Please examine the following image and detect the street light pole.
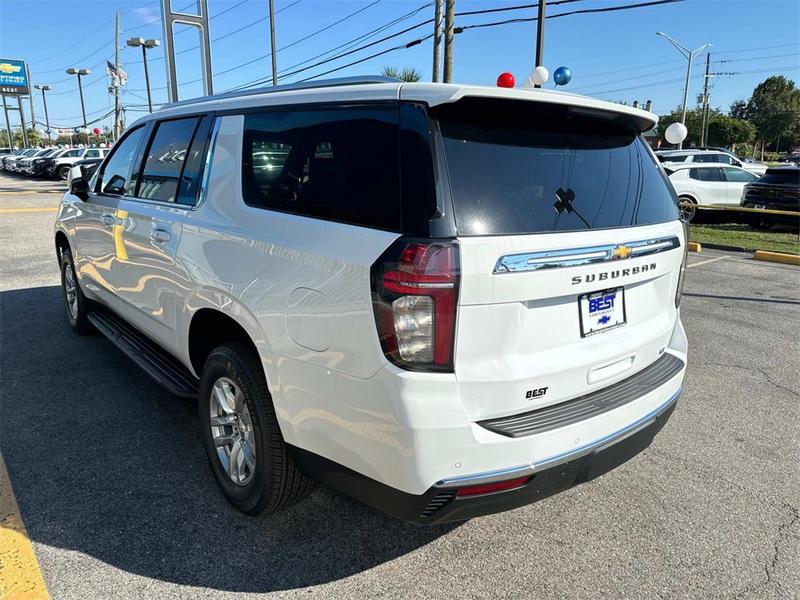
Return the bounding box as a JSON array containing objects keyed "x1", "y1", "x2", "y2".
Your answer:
[
  {"x1": 34, "y1": 85, "x2": 52, "y2": 142},
  {"x1": 268, "y1": 0, "x2": 278, "y2": 85},
  {"x1": 534, "y1": 0, "x2": 546, "y2": 89},
  {"x1": 66, "y1": 68, "x2": 91, "y2": 145},
  {"x1": 127, "y1": 38, "x2": 159, "y2": 113},
  {"x1": 656, "y1": 32, "x2": 710, "y2": 149}
]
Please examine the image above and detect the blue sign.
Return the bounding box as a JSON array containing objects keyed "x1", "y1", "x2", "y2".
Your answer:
[{"x1": 0, "y1": 58, "x2": 29, "y2": 96}]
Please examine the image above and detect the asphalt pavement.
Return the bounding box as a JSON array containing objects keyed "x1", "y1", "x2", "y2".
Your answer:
[{"x1": 0, "y1": 173, "x2": 798, "y2": 599}]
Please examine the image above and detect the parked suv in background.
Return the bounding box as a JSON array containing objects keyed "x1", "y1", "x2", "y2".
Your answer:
[
  {"x1": 741, "y1": 166, "x2": 800, "y2": 230},
  {"x1": 665, "y1": 163, "x2": 758, "y2": 222},
  {"x1": 49, "y1": 147, "x2": 109, "y2": 180},
  {"x1": 55, "y1": 77, "x2": 688, "y2": 524},
  {"x1": 657, "y1": 148, "x2": 767, "y2": 175}
]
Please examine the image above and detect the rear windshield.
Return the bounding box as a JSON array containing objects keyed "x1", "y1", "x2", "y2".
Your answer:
[
  {"x1": 758, "y1": 170, "x2": 800, "y2": 185},
  {"x1": 436, "y1": 100, "x2": 679, "y2": 235}
]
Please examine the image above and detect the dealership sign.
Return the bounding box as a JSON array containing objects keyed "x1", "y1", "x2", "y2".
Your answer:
[{"x1": 0, "y1": 59, "x2": 30, "y2": 95}]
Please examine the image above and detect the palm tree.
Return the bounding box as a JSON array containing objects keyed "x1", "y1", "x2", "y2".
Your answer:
[{"x1": 381, "y1": 66, "x2": 422, "y2": 82}]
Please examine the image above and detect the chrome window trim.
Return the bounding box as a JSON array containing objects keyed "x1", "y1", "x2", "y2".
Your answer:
[
  {"x1": 193, "y1": 116, "x2": 221, "y2": 211},
  {"x1": 493, "y1": 235, "x2": 681, "y2": 274}
]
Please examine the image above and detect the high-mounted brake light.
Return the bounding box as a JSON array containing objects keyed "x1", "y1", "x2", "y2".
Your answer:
[{"x1": 371, "y1": 239, "x2": 460, "y2": 372}]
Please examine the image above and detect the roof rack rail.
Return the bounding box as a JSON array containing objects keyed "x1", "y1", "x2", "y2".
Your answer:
[{"x1": 162, "y1": 75, "x2": 401, "y2": 110}]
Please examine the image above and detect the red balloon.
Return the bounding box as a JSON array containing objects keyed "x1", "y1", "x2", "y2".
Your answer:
[
  {"x1": 496, "y1": 72, "x2": 515, "y2": 88},
  {"x1": 93, "y1": 127, "x2": 101, "y2": 135}
]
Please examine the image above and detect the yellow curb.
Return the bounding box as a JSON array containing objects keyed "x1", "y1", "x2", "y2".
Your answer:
[
  {"x1": 753, "y1": 250, "x2": 800, "y2": 266},
  {"x1": 0, "y1": 208, "x2": 58, "y2": 214},
  {"x1": 687, "y1": 242, "x2": 702, "y2": 252},
  {"x1": 0, "y1": 454, "x2": 50, "y2": 600}
]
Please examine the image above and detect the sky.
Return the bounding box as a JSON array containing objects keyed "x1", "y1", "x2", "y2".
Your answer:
[{"x1": 0, "y1": 0, "x2": 798, "y2": 135}]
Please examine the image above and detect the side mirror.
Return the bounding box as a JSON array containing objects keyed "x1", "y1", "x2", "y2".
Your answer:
[{"x1": 68, "y1": 167, "x2": 89, "y2": 201}]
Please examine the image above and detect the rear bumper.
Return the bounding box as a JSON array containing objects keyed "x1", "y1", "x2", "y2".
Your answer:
[{"x1": 291, "y1": 390, "x2": 679, "y2": 524}]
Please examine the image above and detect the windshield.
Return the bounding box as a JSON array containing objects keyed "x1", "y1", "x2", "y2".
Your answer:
[
  {"x1": 436, "y1": 100, "x2": 679, "y2": 235},
  {"x1": 759, "y1": 170, "x2": 800, "y2": 185}
]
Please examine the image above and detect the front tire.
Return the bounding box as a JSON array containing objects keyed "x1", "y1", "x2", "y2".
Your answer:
[
  {"x1": 199, "y1": 343, "x2": 314, "y2": 515},
  {"x1": 58, "y1": 165, "x2": 71, "y2": 180},
  {"x1": 60, "y1": 248, "x2": 93, "y2": 334},
  {"x1": 678, "y1": 196, "x2": 698, "y2": 223}
]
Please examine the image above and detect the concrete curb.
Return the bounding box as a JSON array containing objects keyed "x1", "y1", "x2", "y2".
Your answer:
[{"x1": 753, "y1": 250, "x2": 800, "y2": 266}]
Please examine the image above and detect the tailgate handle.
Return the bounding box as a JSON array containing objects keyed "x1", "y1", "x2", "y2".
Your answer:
[{"x1": 588, "y1": 355, "x2": 635, "y2": 385}]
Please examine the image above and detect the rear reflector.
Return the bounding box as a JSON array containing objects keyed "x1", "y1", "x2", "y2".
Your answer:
[{"x1": 455, "y1": 475, "x2": 532, "y2": 497}]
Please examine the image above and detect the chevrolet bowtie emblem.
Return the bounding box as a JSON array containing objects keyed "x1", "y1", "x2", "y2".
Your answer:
[
  {"x1": 0, "y1": 63, "x2": 22, "y2": 74},
  {"x1": 611, "y1": 245, "x2": 632, "y2": 260}
]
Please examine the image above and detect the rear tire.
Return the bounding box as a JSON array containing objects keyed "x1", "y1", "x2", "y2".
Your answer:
[
  {"x1": 60, "y1": 248, "x2": 93, "y2": 334},
  {"x1": 678, "y1": 196, "x2": 698, "y2": 223},
  {"x1": 199, "y1": 343, "x2": 314, "y2": 515}
]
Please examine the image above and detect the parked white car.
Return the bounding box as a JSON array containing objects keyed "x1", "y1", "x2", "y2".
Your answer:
[
  {"x1": 656, "y1": 148, "x2": 768, "y2": 176},
  {"x1": 54, "y1": 76, "x2": 688, "y2": 524},
  {"x1": 48, "y1": 147, "x2": 110, "y2": 180},
  {"x1": 665, "y1": 162, "x2": 759, "y2": 221}
]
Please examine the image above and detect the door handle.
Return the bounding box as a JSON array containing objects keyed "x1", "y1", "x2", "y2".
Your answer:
[
  {"x1": 151, "y1": 228, "x2": 171, "y2": 243},
  {"x1": 101, "y1": 213, "x2": 116, "y2": 227}
]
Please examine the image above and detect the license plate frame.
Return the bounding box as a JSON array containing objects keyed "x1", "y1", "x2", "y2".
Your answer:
[{"x1": 578, "y1": 287, "x2": 626, "y2": 338}]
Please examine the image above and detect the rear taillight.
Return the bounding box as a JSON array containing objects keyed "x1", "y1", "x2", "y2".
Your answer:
[
  {"x1": 371, "y1": 238, "x2": 460, "y2": 372},
  {"x1": 675, "y1": 221, "x2": 689, "y2": 307}
]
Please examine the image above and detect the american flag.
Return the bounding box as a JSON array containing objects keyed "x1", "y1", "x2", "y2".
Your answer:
[{"x1": 106, "y1": 60, "x2": 127, "y2": 85}]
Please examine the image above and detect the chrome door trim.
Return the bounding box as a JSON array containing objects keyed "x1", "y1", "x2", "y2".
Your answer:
[{"x1": 493, "y1": 236, "x2": 681, "y2": 274}]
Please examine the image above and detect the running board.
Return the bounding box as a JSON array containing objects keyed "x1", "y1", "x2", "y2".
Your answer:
[{"x1": 87, "y1": 309, "x2": 199, "y2": 398}]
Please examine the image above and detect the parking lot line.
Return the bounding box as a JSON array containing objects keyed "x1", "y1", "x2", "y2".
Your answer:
[
  {"x1": 687, "y1": 255, "x2": 728, "y2": 269},
  {"x1": 0, "y1": 454, "x2": 50, "y2": 600},
  {"x1": 0, "y1": 208, "x2": 58, "y2": 214}
]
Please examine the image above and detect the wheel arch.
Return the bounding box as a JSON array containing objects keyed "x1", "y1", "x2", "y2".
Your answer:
[
  {"x1": 54, "y1": 229, "x2": 70, "y2": 262},
  {"x1": 183, "y1": 295, "x2": 274, "y2": 388}
]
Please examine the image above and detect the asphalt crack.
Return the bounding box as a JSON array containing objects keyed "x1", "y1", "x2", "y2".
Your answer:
[{"x1": 694, "y1": 361, "x2": 800, "y2": 400}]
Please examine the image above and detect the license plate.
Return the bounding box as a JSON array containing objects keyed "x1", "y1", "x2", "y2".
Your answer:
[{"x1": 579, "y1": 288, "x2": 626, "y2": 337}]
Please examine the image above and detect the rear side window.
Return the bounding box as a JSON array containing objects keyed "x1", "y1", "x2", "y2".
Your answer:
[
  {"x1": 723, "y1": 167, "x2": 756, "y2": 182},
  {"x1": 689, "y1": 167, "x2": 723, "y2": 182},
  {"x1": 137, "y1": 117, "x2": 200, "y2": 203},
  {"x1": 242, "y1": 107, "x2": 401, "y2": 231},
  {"x1": 435, "y1": 99, "x2": 678, "y2": 235}
]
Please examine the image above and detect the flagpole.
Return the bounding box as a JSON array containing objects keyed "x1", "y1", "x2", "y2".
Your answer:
[{"x1": 114, "y1": 12, "x2": 121, "y2": 141}]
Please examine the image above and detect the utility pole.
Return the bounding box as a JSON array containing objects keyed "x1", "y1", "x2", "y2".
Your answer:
[
  {"x1": 432, "y1": 0, "x2": 442, "y2": 82},
  {"x1": 700, "y1": 52, "x2": 711, "y2": 146},
  {"x1": 443, "y1": 0, "x2": 454, "y2": 82},
  {"x1": 269, "y1": 0, "x2": 278, "y2": 85},
  {"x1": 114, "y1": 12, "x2": 121, "y2": 140},
  {"x1": 34, "y1": 85, "x2": 51, "y2": 141},
  {"x1": 534, "y1": 0, "x2": 546, "y2": 88},
  {"x1": 25, "y1": 64, "x2": 36, "y2": 135},
  {"x1": 656, "y1": 32, "x2": 710, "y2": 150}
]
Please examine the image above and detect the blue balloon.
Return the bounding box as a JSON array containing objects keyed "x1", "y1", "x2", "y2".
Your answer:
[{"x1": 553, "y1": 66, "x2": 572, "y2": 87}]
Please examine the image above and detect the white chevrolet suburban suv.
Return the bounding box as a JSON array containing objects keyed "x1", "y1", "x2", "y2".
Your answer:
[{"x1": 54, "y1": 77, "x2": 688, "y2": 524}]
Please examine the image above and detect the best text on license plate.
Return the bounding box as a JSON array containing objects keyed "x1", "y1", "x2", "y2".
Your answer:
[{"x1": 579, "y1": 288, "x2": 626, "y2": 337}]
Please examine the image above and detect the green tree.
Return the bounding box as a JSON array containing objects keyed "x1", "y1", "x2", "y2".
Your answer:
[
  {"x1": 381, "y1": 66, "x2": 422, "y2": 82},
  {"x1": 736, "y1": 76, "x2": 800, "y2": 151},
  {"x1": 658, "y1": 107, "x2": 756, "y2": 148}
]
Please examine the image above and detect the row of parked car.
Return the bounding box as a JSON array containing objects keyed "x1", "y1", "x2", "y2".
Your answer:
[
  {"x1": 655, "y1": 148, "x2": 799, "y2": 228},
  {"x1": 0, "y1": 146, "x2": 110, "y2": 180}
]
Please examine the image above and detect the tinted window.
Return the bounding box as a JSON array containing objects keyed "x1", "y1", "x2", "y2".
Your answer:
[
  {"x1": 137, "y1": 117, "x2": 199, "y2": 203},
  {"x1": 62, "y1": 149, "x2": 83, "y2": 158},
  {"x1": 692, "y1": 153, "x2": 717, "y2": 163},
  {"x1": 689, "y1": 167, "x2": 724, "y2": 182},
  {"x1": 242, "y1": 107, "x2": 401, "y2": 231},
  {"x1": 176, "y1": 116, "x2": 212, "y2": 206},
  {"x1": 84, "y1": 149, "x2": 102, "y2": 158},
  {"x1": 436, "y1": 100, "x2": 678, "y2": 235},
  {"x1": 99, "y1": 126, "x2": 146, "y2": 195},
  {"x1": 723, "y1": 167, "x2": 756, "y2": 182}
]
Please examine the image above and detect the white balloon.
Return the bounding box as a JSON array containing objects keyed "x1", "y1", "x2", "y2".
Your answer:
[
  {"x1": 524, "y1": 65, "x2": 549, "y2": 88},
  {"x1": 664, "y1": 122, "x2": 688, "y2": 145}
]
